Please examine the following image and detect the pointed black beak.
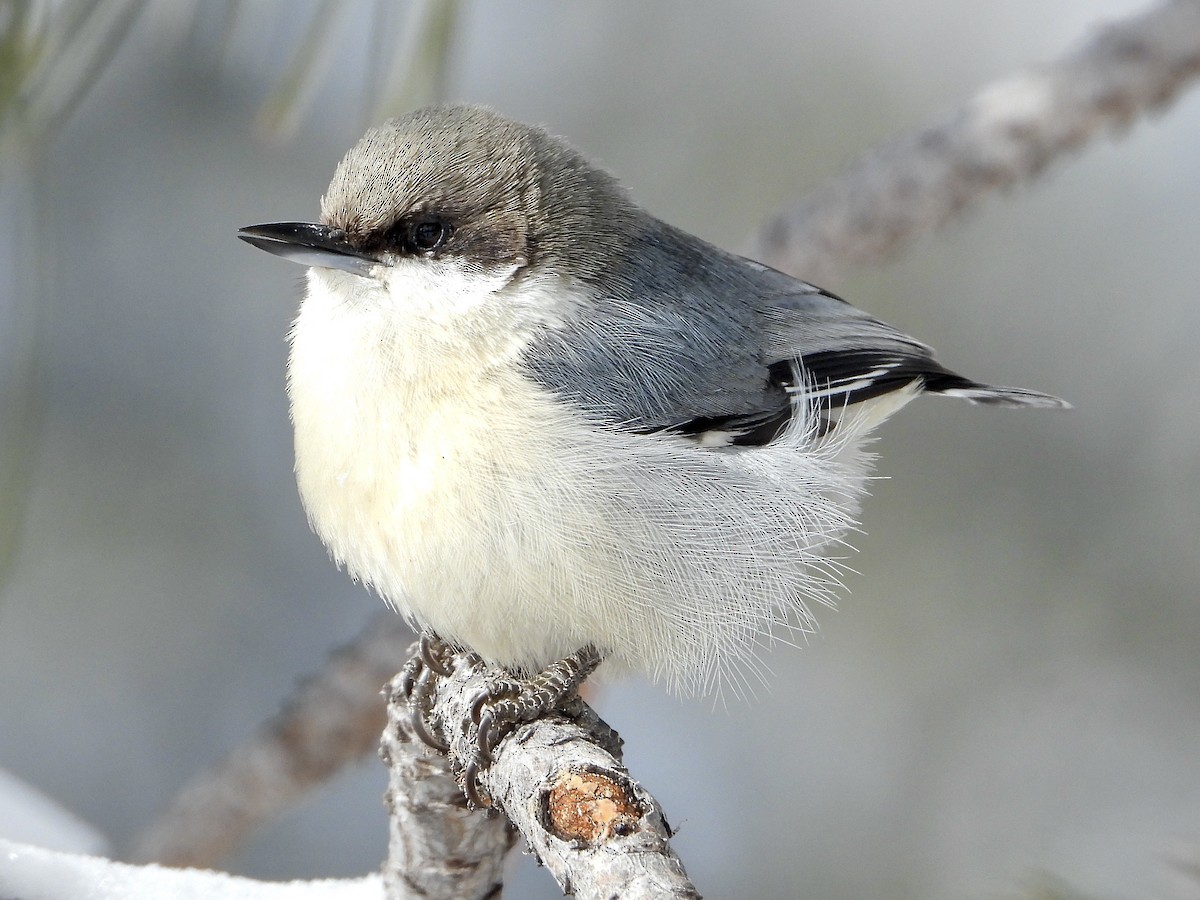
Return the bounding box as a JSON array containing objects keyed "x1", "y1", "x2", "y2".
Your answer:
[{"x1": 237, "y1": 222, "x2": 379, "y2": 277}]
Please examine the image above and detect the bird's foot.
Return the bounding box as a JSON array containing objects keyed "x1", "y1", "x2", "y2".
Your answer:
[
  {"x1": 459, "y1": 644, "x2": 604, "y2": 808},
  {"x1": 397, "y1": 637, "x2": 606, "y2": 809}
]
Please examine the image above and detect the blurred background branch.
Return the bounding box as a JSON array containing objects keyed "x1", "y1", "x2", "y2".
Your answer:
[
  {"x1": 131, "y1": 610, "x2": 408, "y2": 869},
  {"x1": 744, "y1": 0, "x2": 1200, "y2": 284}
]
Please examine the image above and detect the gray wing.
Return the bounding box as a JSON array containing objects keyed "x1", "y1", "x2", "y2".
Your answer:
[
  {"x1": 520, "y1": 220, "x2": 1064, "y2": 446},
  {"x1": 745, "y1": 259, "x2": 1066, "y2": 410}
]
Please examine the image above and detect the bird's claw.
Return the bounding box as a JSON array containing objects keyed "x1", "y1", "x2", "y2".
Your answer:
[
  {"x1": 398, "y1": 632, "x2": 457, "y2": 752},
  {"x1": 408, "y1": 665, "x2": 449, "y2": 751},
  {"x1": 419, "y1": 632, "x2": 454, "y2": 677},
  {"x1": 400, "y1": 638, "x2": 605, "y2": 809}
]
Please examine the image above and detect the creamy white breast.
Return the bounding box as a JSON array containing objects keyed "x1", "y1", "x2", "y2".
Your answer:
[{"x1": 287, "y1": 263, "x2": 883, "y2": 696}]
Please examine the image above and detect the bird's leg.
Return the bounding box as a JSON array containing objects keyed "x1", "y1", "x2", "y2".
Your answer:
[{"x1": 461, "y1": 644, "x2": 605, "y2": 807}]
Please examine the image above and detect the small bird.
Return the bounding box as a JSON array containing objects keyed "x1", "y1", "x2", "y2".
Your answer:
[{"x1": 240, "y1": 104, "x2": 1065, "y2": 706}]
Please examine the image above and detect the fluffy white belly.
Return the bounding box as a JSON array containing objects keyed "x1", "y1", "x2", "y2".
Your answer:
[
  {"x1": 288, "y1": 274, "x2": 579, "y2": 668},
  {"x1": 288, "y1": 269, "x2": 882, "y2": 697}
]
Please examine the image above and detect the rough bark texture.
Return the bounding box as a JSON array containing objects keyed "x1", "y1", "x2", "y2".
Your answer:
[
  {"x1": 380, "y1": 667, "x2": 515, "y2": 900},
  {"x1": 383, "y1": 653, "x2": 700, "y2": 900}
]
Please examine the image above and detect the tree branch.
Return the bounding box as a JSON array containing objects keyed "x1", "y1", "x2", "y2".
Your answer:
[
  {"x1": 744, "y1": 0, "x2": 1200, "y2": 284},
  {"x1": 379, "y1": 662, "x2": 514, "y2": 900},
  {"x1": 381, "y1": 655, "x2": 699, "y2": 900}
]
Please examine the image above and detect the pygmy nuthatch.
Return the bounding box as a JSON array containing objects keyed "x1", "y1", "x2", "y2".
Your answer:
[{"x1": 240, "y1": 105, "x2": 1065, "y2": 704}]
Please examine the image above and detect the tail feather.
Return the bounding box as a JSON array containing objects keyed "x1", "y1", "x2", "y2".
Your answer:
[{"x1": 925, "y1": 374, "x2": 1070, "y2": 409}]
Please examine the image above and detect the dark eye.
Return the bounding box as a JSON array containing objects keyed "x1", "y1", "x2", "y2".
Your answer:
[{"x1": 408, "y1": 217, "x2": 451, "y2": 253}]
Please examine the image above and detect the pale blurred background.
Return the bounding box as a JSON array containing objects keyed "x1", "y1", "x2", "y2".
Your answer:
[{"x1": 1, "y1": 2, "x2": 1198, "y2": 898}]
